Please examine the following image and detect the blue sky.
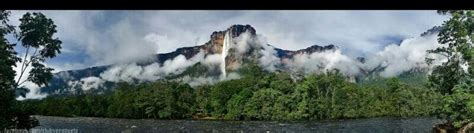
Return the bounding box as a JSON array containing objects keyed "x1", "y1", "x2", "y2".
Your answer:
[{"x1": 8, "y1": 10, "x2": 448, "y2": 72}]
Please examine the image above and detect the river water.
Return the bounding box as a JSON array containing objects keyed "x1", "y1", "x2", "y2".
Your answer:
[{"x1": 33, "y1": 115, "x2": 444, "y2": 133}]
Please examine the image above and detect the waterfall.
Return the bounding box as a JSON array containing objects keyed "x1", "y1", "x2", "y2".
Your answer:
[{"x1": 221, "y1": 31, "x2": 231, "y2": 78}]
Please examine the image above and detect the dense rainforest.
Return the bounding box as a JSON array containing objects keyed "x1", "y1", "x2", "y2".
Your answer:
[
  {"x1": 18, "y1": 64, "x2": 443, "y2": 121},
  {"x1": 2, "y1": 10, "x2": 474, "y2": 132}
]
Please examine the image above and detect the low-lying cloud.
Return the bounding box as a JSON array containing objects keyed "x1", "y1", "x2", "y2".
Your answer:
[
  {"x1": 288, "y1": 49, "x2": 364, "y2": 76},
  {"x1": 16, "y1": 23, "x2": 451, "y2": 100},
  {"x1": 257, "y1": 30, "x2": 447, "y2": 78},
  {"x1": 7, "y1": 11, "x2": 448, "y2": 71},
  {"x1": 364, "y1": 33, "x2": 444, "y2": 77}
]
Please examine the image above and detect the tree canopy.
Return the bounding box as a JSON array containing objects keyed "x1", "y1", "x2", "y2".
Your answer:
[
  {"x1": 427, "y1": 10, "x2": 474, "y2": 130},
  {"x1": 0, "y1": 10, "x2": 61, "y2": 129}
]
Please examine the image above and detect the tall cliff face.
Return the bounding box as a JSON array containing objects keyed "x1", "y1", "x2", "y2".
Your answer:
[
  {"x1": 153, "y1": 24, "x2": 265, "y2": 75},
  {"x1": 154, "y1": 25, "x2": 258, "y2": 64},
  {"x1": 40, "y1": 24, "x2": 347, "y2": 96},
  {"x1": 151, "y1": 24, "x2": 337, "y2": 71},
  {"x1": 204, "y1": 25, "x2": 259, "y2": 74},
  {"x1": 32, "y1": 24, "x2": 439, "y2": 97}
]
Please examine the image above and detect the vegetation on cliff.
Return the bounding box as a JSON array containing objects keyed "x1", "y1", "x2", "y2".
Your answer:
[{"x1": 20, "y1": 65, "x2": 442, "y2": 121}]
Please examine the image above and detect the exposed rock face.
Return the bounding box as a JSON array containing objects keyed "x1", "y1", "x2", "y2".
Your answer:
[
  {"x1": 41, "y1": 24, "x2": 351, "y2": 95},
  {"x1": 275, "y1": 45, "x2": 338, "y2": 67},
  {"x1": 150, "y1": 24, "x2": 338, "y2": 73},
  {"x1": 154, "y1": 24, "x2": 261, "y2": 74},
  {"x1": 275, "y1": 44, "x2": 337, "y2": 58},
  {"x1": 154, "y1": 46, "x2": 202, "y2": 65},
  {"x1": 53, "y1": 24, "x2": 340, "y2": 79},
  {"x1": 34, "y1": 24, "x2": 439, "y2": 97},
  {"x1": 222, "y1": 25, "x2": 259, "y2": 72},
  {"x1": 356, "y1": 57, "x2": 366, "y2": 63},
  {"x1": 155, "y1": 25, "x2": 258, "y2": 64},
  {"x1": 202, "y1": 30, "x2": 226, "y2": 55},
  {"x1": 421, "y1": 26, "x2": 442, "y2": 37},
  {"x1": 201, "y1": 24, "x2": 257, "y2": 55}
]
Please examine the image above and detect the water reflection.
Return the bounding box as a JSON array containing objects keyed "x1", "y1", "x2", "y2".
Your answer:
[{"x1": 34, "y1": 116, "x2": 444, "y2": 133}]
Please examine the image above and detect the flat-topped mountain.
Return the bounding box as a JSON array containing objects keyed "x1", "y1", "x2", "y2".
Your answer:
[{"x1": 38, "y1": 24, "x2": 432, "y2": 96}]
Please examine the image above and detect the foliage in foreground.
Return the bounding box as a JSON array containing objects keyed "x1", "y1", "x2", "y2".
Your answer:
[
  {"x1": 427, "y1": 10, "x2": 474, "y2": 130},
  {"x1": 1, "y1": 10, "x2": 61, "y2": 129}
]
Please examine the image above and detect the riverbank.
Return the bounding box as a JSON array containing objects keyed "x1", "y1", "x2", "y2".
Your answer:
[{"x1": 32, "y1": 115, "x2": 444, "y2": 133}]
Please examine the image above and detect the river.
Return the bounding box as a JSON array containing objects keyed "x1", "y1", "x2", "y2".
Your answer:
[{"x1": 32, "y1": 115, "x2": 444, "y2": 133}]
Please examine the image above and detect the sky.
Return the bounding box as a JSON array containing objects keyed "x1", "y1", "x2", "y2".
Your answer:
[{"x1": 8, "y1": 10, "x2": 449, "y2": 72}]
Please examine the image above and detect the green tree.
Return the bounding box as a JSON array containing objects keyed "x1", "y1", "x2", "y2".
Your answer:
[
  {"x1": 0, "y1": 10, "x2": 61, "y2": 129},
  {"x1": 15, "y1": 12, "x2": 62, "y2": 92},
  {"x1": 266, "y1": 72, "x2": 295, "y2": 94},
  {"x1": 225, "y1": 88, "x2": 253, "y2": 120},
  {"x1": 172, "y1": 83, "x2": 195, "y2": 118},
  {"x1": 291, "y1": 70, "x2": 349, "y2": 120},
  {"x1": 0, "y1": 10, "x2": 20, "y2": 129},
  {"x1": 427, "y1": 10, "x2": 473, "y2": 95},
  {"x1": 243, "y1": 88, "x2": 282, "y2": 120},
  {"x1": 272, "y1": 94, "x2": 291, "y2": 120},
  {"x1": 427, "y1": 10, "x2": 474, "y2": 130},
  {"x1": 134, "y1": 82, "x2": 195, "y2": 119},
  {"x1": 195, "y1": 85, "x2": 212, "y2": 116},
  {"x1": 438, "y1": 85, "x2": 474, "y2": 128},
  {"x1": 388, "y1": 78, "x2": 418, "y2": 117},
  {"x1": 209, "y1": 77, "x2": 256, "y2": 118},
  {"x1": 107, "y1": 83, "x2": 143, "y2": 118},
  {"x1": 20, "y1": 69, "x2": 443, "y2": 121}
]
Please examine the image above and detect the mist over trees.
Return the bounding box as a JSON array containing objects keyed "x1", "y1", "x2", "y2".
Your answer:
[
  {"x1": 2, "y1": 10, "x2": 474, "y2": 133},
  {"x1": 20, "y1": 65, "x2": 442, "y2": 121}
]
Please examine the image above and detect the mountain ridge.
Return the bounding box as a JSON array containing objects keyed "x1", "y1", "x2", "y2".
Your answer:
[
  {"x1": 52, "y1": 24, "x2": 338, "y2": 79},
  {"x1": 35, "y1": 24, "x2": 433, "y2": 96}
]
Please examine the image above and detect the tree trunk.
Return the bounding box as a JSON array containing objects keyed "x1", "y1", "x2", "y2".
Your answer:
[
  {"x1": 458, "y1": 122, "x2": 474, "y2": 133},
  {"x1": 433, "y1": 123, "x2": 455, "y2": 133},
  {"x1": 433, "y1": 122, "x2": 474, "y2": 133}
]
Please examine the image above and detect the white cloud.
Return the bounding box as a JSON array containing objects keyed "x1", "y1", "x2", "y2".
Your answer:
[
  {"x1": 99, "y1": 50, "x2": 209, "y2": 83},
  {"x1": 234, "y1": 31, "x2": 253, "y2": 54},
  {"x1": 161, "y1": 52, "x2": 203, "y2": 75},
  {"x1": 5, "y1": 11, "x2": 454, "y2": 97},
  {"x1": 259, "y1": 44, "x2": 281, "y2": 72},
  {"x1": 10, "y1": 11, "x2": 159, "y2": 67},
  {"x1": 100, "y1": 63, "x2": 147, "y2": 83},
  {"x1": 144, "y1": 33, "x2": 187, "y2": 54},
  {"x1": 364, "y1": 33, "x2": 443, "y2": 77},
  {"x1": 180, "y1": 72, "x2": 241, "y2": 87},
  {"x1": 203, "y1": 54, "x2": 223, "y2": 66},
  {"x1": 16, "y1": 82, "x2": 47, "y2": 100},
  {"x1": 287, "y1": 49, "x2": 363, "y2": 76},
  {"x1": 13, "y1": 54, "x2": 52, "y2": 100},
  {"x1": 180, "y1": 76, "x2": 218, "y2": 87},
  {"x1": 80, "y1": 77, "x2": 105, "y2": 91},
  {"x1": 9, "y1": 10, "x2": 448, "y2": 71},
  {"x1": 13, "y1": 56, "x2": 31, "y2": 85}
]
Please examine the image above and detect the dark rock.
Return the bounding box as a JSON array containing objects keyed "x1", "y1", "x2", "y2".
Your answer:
[
  {"x1": 421, "y1": 26, "x2": 442, "y2": 37},
  {"x1": 41, "y1": 24, "x2": 341, "y2": 96}
]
